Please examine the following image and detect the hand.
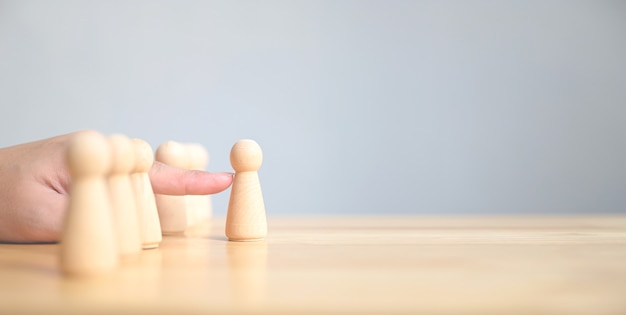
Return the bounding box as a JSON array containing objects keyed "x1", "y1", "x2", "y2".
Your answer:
[{"x1": 0, "y1": 132, "x2": 233, "y2": 243}]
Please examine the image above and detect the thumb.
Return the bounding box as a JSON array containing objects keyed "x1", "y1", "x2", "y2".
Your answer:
[{"x1": 149, "y1": 161, "x2": 234, "y2": 196}]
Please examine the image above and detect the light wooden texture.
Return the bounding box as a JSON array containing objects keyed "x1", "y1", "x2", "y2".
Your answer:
[
  {"x1": 2, "y1": 216, "x2": 626, "y2": 315},
  {"x1": 154, "y1": 141, "x2": 189, "y2": 234},
  {"x1": 131, "y1": 139, "x2": 162, "y2": 249},
  {"x1": 60, "y1": 131, "x2": 118, "y2": 276},
  {"x1": 226, "y1": 140, "x2": 267, "y2": 241}
]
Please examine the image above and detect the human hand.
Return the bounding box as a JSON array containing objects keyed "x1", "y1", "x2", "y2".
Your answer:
[{"x1": 0, "y1": 131, "x2": 233, "y2": 243}]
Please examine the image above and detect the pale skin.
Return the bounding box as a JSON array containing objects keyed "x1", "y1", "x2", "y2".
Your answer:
[{"x1": 0, "y1": 132, "x2": 234, "y2": 243}]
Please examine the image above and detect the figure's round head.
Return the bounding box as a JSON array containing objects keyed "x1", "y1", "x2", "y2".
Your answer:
[
  {"x1": 187, "y1": 143, "x2": 209, "y2": 170},
  {"x1": 155, "y1": 141, "x2": 187, "y2": 168},
  {"x1": 108, "y1": 134, "x2": 136, "y2": 174},
  {"x1": 67, "y1": 130, "x2": 111, "y2": 177},
  {"x1": 132, "y1": 138, "x2": 154, "y2": 173},
  {"x1": 230, "y1": 139, "x2": 263, "y2": 172}
]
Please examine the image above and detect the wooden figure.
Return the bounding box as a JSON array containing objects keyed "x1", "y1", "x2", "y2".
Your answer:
[
  {"x1": 154, "y1": 141, "x2": 188, "y2": 234},
  {"x1": 226, "y1": 139, "x2": 267, "y2": 241},
  {"x1": 108, "y1": 134, "x2": 141, "y2": 259},
  {"x1": 60, "y1": 130, "x2": 118, "y2": 276},
  {"x1": 131, "y1": 138, "x2": 162, "y2": 249}
]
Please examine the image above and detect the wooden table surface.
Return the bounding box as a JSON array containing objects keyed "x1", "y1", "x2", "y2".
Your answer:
[{"x1": 1, "y1": 215, "x2": 625, "y2": 315}]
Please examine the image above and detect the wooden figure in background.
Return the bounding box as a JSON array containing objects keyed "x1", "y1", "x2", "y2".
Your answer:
[
  {"x1": 108, "y1": 134, "x2": 142, "y2": 259},
  {"x1": 131, "y1": 138, "x2": 162, "y2": 249},
  {"x1": 187, "y1": 143, "x2": 212, "y2": 226},
  {"x1": 154, "y1": 141, "x2": 188, "y2": 234}
]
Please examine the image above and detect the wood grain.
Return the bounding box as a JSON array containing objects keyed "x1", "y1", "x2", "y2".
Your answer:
[{"x1": 1, "y1": 215, "x2": 625, "y2": 314}]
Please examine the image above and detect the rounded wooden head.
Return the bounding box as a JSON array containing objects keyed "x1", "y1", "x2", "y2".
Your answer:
[
  {"x1": 132, "y1": 138, "x2": 154, "y2": 173},
  {"x1": 187, "y1": 143, "x2": 209, "y2": 170},
  {"x1": 155, "y1": 141, "x2": 187, "y2": 168},
  {"x1": 230, "y1": 139, "x2": 263, "y2": 172},
  {"x1": 67, "y1": 130, "x2": 111, "y2": 177},
  {"x1": 109, "y1": 134, "x2": 136, "y2": 174}
]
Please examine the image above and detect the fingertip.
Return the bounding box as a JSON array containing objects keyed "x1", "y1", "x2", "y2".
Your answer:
[
  {"x1": 185, "y1": 171, "x2": 235, "y2": 195},
  {"x1": 212, "y1": 172, "x2": 235, "y2": 192},
  {"x1": 222, "y1": 172, "x2": 235, "y2": 183}
]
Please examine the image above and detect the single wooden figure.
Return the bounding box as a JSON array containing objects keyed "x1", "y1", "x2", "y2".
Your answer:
[
  {"x1": 226, "y1": 139, "x2": 267, "y2": 241},
  {"x1": 108, "y1": 134, "x2": 142, "y2": 259},
  {"x1": 154, "y1": 141, "x2": 188, "y2": 234},
  {"x1": 60, "y1": 130, "x2": 118, "y2": 276},
  {"x1": 187, "y1": 143, "x2": 212, "y2": 226},
  {"x1": 131, "y1": 138, "x2": 162, "y2": 249}
]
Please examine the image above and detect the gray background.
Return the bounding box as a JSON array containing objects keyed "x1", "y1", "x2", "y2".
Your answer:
[{"x1": 1, "y1": 1, "x2": 625, "y2": 216}]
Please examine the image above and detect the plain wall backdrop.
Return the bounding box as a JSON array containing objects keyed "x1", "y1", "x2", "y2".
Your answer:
[{"x1": 1, "y1": 1, "x2": 625, "y2": 216}]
